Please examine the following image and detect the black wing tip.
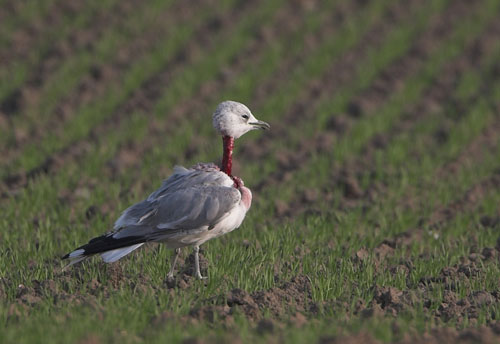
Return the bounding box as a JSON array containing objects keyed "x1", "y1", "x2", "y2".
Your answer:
[
  {"x1": 62, "y1": 234, "x2": 146, "y2": 258},
  {"x1": 61, "y1": 234, "x2": 111, "y2": 260}
]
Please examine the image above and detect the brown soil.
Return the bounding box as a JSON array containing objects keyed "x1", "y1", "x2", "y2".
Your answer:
[
  {"x1": 188, "y1": 274, "x2": 316, "y2": 323},
  {"x1": 6, "y1": 260, "x2": 157, "y2": 318},
  {"x1": 319, "y1": 323, "x2": 500, "y2": 344},
  {"x1": 427, "y1": 170, "x2": 500, "y2": 230},
  {"x1": 158, "y1": 251, "x2": 500, "y2": 342},
  {"x1": 437, "y1": 114, "x2": 500, "y2": 179},
  {"x1": 8, "y1": 256, "x2": 315, "y2": 323},
  {"x1": 348, "y1": 233, "x2": 500, "y2": 328}
]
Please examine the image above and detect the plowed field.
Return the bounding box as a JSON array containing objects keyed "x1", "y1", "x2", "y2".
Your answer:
[{"x1": 1, "y1": 0, "x2": 500, "y2": 343}]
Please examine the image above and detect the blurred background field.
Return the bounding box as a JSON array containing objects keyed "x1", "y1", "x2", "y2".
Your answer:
[{"x1": 1, "y1": 0, "x2": 500, "y2": 343}]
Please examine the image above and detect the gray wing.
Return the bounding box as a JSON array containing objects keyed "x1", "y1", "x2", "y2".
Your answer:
[
  {"x1": 111, "y1": 164, "x2": 238, "y2": 240},
  {"x1": 114, "y1": 164, "x2": 233, "y2": 229},
  {"x1": 112, "y1": 186, "x2": 240, "y2": 240}
]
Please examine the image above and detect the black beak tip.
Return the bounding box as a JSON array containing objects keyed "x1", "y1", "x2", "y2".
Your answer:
[{"x1": 250, "y1": 121, "x2": 270, "y2": 130}]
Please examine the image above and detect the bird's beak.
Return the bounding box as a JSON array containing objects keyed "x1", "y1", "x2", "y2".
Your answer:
[{"x1": 249, "y1": 120, "x2": 270, "y2": 130}]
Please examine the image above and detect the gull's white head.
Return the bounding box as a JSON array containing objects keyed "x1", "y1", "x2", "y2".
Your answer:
[{"x1": 213, "y1": 101, "x2": 270, "y2": 139}]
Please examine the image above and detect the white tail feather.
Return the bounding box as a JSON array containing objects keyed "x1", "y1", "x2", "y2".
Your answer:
[
  {"x1": 100, "y1": 243, "x2": 144, "y2": 263},
  {"x1": 63, "y1": 249, "x2": 88, "y2": 269}
]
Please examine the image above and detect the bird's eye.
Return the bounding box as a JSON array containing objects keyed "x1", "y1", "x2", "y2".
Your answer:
[{"x1": 242, "y1": 114, "x2": 249, "y2": 120}]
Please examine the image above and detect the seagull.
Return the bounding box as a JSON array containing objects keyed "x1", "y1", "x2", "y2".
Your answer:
[{"x1": 62, "y1": 101, "x2": 269, "y2": 280}]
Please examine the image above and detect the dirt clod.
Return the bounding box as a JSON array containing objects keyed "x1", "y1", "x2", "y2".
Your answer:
[
  {"x1": 372, "y1": 286, "x2": 404, "y2": 315},
  {"x1": 256, "y1": 318, "x2": 276, "y2": 334},
  {"x1": 189, "y1": 275, "x2": 315, "y2": 323},
  {"x1": 480, "y1": 215, "x2": 500, "y2": 228},
  {"x1": 354, "y1": 247, "x2": 369, "y2": 262}
]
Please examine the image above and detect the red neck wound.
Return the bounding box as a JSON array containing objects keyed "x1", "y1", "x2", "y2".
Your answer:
[{"x1": 221, "y1": 135, "x2": 234, "y2": 176}]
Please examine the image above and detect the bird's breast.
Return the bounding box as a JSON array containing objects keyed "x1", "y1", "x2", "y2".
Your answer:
[{"x1": 239, "y1": 186, "x2": 252, "y2": 210}]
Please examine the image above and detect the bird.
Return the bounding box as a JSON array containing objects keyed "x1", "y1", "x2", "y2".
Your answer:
[{"x1": 62, "y1": 101, "x2": 270, "y2": 280}]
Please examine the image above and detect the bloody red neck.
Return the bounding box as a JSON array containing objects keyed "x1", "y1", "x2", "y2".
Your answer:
[{"x1": 221, "y1": 135, "x2": 234, "y2": 176}]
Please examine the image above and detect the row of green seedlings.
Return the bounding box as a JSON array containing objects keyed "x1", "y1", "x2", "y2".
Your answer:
[
  {"x1": 0, "y1": 0, "x2": 119, "y2": 106},
  {"x1": 255, "y1": 0, "x2": 500, "y2": 206},
  {"x1": 0, "y1": 0, "x2": 177, "y2": 149},
  {"x1": 304, "y1": 54, "x2": 500, "y2": 303}
]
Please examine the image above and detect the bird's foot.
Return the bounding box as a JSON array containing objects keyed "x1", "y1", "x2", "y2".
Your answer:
[
  {"x1": 196, "y1": 272, "x2": 208, "y2": 280},
  {"x1": 164, "y1": 274, "x2": 177, "y2": 288}
]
